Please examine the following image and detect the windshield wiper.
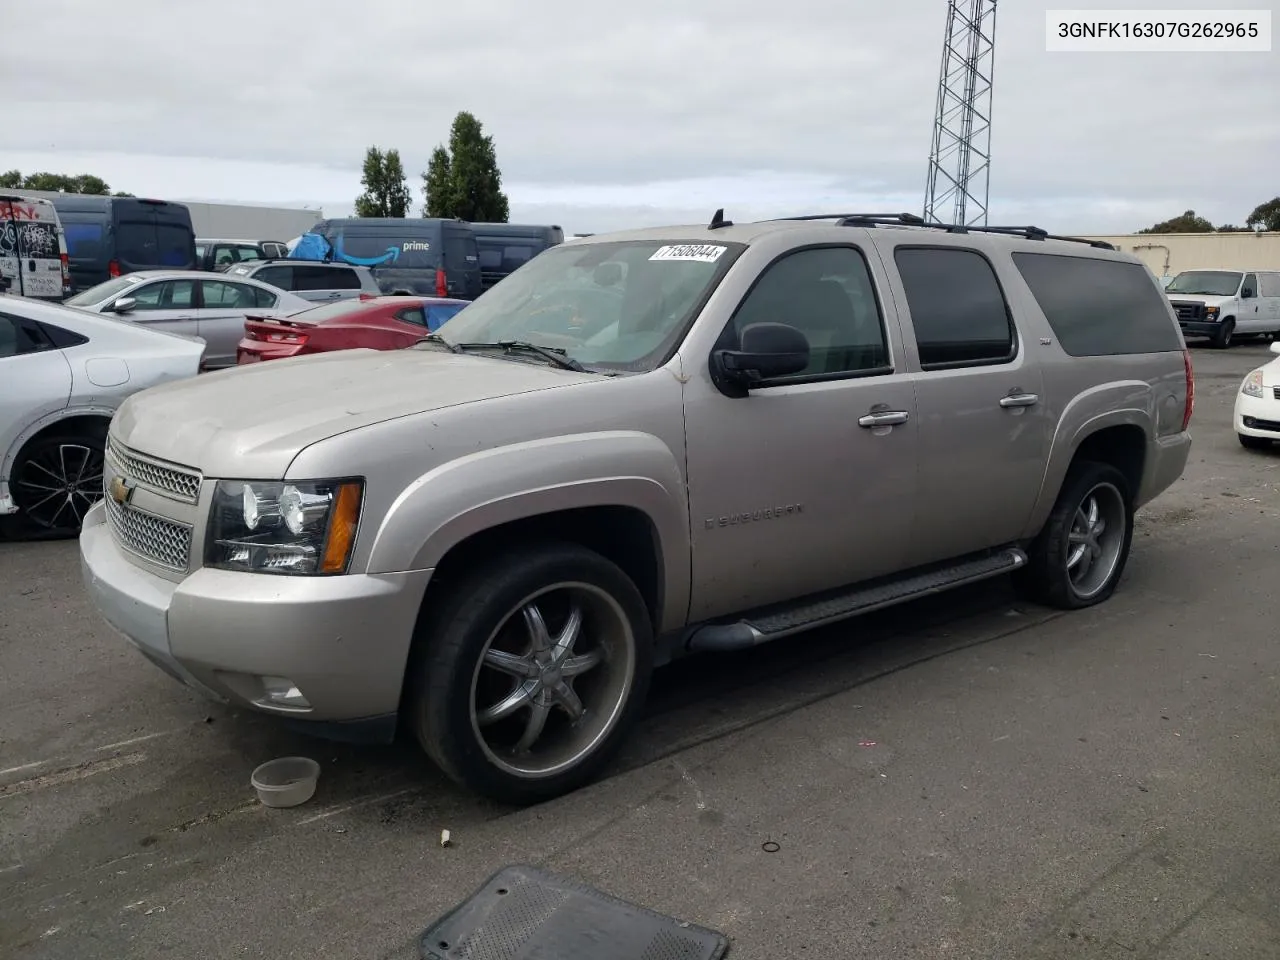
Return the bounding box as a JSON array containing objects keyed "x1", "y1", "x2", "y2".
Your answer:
[
  {"x1": 455, "y1": 340, "x2": 586, "y2": 372},
  {"x1": 414, "y1": 333, "x2": 460, "y2": 353}
]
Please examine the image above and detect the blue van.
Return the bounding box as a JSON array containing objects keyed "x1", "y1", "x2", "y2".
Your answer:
[
  {"x1": 293, "y1": 218, "x2": 483, "y2": 301},
  {"x1": 49, "y1": 196, "x2": 197, "y2": 293},
  {"x1": 471, "y1": 223, "x2": 564, "y2": 292}
]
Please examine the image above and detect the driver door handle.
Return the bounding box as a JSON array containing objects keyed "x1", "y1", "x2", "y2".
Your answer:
[
  {"x1": 999, "y1": 392, "x2": 1039, "y2": 408},
  {"x1": 858, "y1": 410, "x2": 910, "y2": 428}
]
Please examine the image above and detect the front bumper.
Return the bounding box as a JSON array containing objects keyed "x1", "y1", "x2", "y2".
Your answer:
[
  {"x1": 1235, "y1": 392, "x2": 1280, "y2": 438},
  {"x1": 79, "y1": 500, "x2": 433, "y2": 726},
  {"x1": 1178, "y1": 320, "x2": 1223, "y2": 337}
]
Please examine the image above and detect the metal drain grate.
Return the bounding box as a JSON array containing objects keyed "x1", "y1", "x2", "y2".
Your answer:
[{"x1": 419, "y1": 865, "x2": 728, "y2": 960}]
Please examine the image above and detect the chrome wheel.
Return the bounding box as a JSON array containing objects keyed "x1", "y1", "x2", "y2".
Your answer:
[
  {"x1": 1066, "y1": 482, "x2": 1126, "y2": 600},
  {"x1": 470, "y1": 582, "x2": 636, "y2": 779},
  {"x1": 14, "y1": 441, "x2": 105, "y2": 531}
]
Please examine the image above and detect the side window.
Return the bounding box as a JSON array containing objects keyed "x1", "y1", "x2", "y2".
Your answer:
[
  {"x1": 236, "y1": 245, "x2": 263, "y2": 262},
  {"x1": 213, "y1": 246, "x2": 238, "y2": 266},
  {"x1": 728, "y1": 246, "x2": 890, "y2": 378},
  {"x1": 425, "y1": 304, "x2": 464, "y2": 330},
  {"x1": 1012, "y1": 252, "x2": 1184, "y2": 356},
  {"x1": 445, "y1": 234, "x2": 478, "y2": 267},
  {"x1": 251, "y1": 286, "x2": 278, "y2": 308},
  {"x1": 254, "y1": 265, "x2": 293, "y2": 289},
  {"x1": 1242, "y1": 273, "x2": 1257, "y2": 298},
  {"x1": 322, "y1": 267, "x2": 362, "y2": 290},
  {"x1": 200, "y1": 280, "x2": 259, "y2": 308},
  {"x1": 894, "y1": 248, "x2": 1014, "y2": 368},
  {"x1": 0, "y1": 314, "x2": 49, "y2": 357},
  {"x1": 396, "y1": 307, "x2": 427, "y2": 327},
  {"x1": 1260, "y1": 273, "x2": 1280, "y2": 298},
  {"x1": 128, "y1": 279, "x2": 196, "y2": 310}
]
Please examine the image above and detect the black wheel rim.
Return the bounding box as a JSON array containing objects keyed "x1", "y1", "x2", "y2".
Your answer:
[{"x1": 14, "y1": 442, "x2": 105, "y2": 531}]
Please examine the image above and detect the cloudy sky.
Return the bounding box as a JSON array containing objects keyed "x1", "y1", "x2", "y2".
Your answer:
[{"x1": 6, "y1": 0, "x2": 1276, "y2": 235}]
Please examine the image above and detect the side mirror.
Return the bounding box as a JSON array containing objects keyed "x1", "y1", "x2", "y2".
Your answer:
[
  {"x1": 112, "y1": 297, "x2": 137, "y2": 314},
  {"x1": 712, "y1": 322, "x2": 810, "y2": 396},
  {"x1": 1241, "y1": 287, "x2": 1256, "y2": 299},
  {"x1": 1269, "y1": 341, "x2": 1280, "y2": 355}
]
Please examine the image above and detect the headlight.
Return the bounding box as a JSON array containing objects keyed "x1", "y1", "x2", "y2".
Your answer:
[
  {"x1": 206, "y1": 479, "x2": 363, "y2": 575},
  {"x1": 1241, "y1": 369, "x2": 1265, "y2": 399},
  {"x1": 1205, "y1": 306, "x2": 1220, "y2": 318}
]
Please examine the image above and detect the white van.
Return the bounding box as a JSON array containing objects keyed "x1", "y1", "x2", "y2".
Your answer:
[
  {"x1": 0, "y1": 195, "x2": 71, "y2": 300},
  {"x1": 1164, "y1": 268, "x2": 1280, "y2": 349}
]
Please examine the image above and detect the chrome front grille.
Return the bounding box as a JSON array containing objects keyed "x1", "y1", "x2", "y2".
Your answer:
[
  {"x1": 105, "y1": 439, "x2": 202, "y2": 502},
  {"x1": 104, "y1": 493, "x2": 193, "y2": 571}
]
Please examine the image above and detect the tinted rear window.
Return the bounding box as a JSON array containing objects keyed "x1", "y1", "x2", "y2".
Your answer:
[
  {"x1": 63, "y1": 221, "x2": 104, "y2": 258},
  {"x1": 1012, "y1": 253, "x2": 1183, "y2": 356},
  {"x1": 116, "y1": 222, "x2": 194, "y2": 267}
]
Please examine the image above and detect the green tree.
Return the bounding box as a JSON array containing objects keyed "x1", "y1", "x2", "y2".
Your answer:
[
  {"x1": 1137, "y1": 210, "x2": 1215, "y2": 234},
  {"x1": 420, "y1": 111, "x2": 509, "y2": 222},
  {"x1": 1216, "y1": 224, "x2": 1252, "y2": 233},
  {"x1": 1245, "y1": 197, "x2": 1280, "y2": 232},
  {"x1": 422, "y1": 147, "x2": 453, "y2": 219},
  {"x1": 353, "y1": 146, "x2": 411, "y2": 218},
  {"x1": 0, "y1": 169, "x2": 132, "y2": 196}
]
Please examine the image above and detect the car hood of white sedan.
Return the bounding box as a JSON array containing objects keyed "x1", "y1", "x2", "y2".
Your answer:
[{"x1": 109, "y1": 347, "x2": 601, "y2": 478}]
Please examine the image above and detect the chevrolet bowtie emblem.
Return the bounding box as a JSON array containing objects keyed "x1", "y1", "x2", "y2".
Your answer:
[{"x1": 108, "y1": 475, "x2": 135, "y2": 505}]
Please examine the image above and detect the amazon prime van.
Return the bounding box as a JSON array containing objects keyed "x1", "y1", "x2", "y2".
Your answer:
[
  {"x1": 0, "y1": 195, "x2": 71, "y2": 300},
  {"x1": 296, "y1": 218, "x2": 483, "y2": 300}
]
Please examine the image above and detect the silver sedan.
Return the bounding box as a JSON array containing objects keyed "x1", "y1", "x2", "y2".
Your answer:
[
  {"x1": 64, "y1": 270, "x2": 312, "y2": 370},
  {"x1": 1, "y1": 294, "x2": 204, "y2": 536}
]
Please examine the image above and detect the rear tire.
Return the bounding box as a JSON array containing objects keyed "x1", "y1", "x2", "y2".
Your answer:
[
  {"x1": 407, "y1": 542, "x2": 654, "y2": 805},
  {"x1": 1210, "y1": 320, "x2": 1235, "y2": 349},
  {"x1": 9, "y1": 424, "x2": 108, "y2": 538},
  {"x1": 1015, "y1": 461, "x2": 1134, "y2": 610},
  {"x1": 1239, "y1": 433, "x2": 1271, "y2": 450}
]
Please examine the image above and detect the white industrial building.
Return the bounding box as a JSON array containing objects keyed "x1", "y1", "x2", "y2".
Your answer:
[{"x1": 1081, "y1": 231, "x2": 1280, "y2": 279}]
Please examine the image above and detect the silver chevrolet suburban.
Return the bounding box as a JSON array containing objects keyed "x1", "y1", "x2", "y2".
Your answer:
[{"x1": 79, "y1": 212, "x2": 1193, "y2": 804}]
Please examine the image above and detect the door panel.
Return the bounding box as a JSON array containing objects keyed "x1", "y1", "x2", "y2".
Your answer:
[
  {"x1": 197, "y1": 280, "x2": 264, "y2": 368},
  {"x1": 0, "y1": 316, "x2": 73, "y2": 491},
  {"x1": 876, "y1": 243, "x2": 1050, "y2": 567},
  {"x1": 119, "y1": 279, "x2": 198, "y2": 339},
  {"x1": 683, "y1": 245, "x2": 919, "y2": 621},
  {"x1": 1237, "y1": 273, "x2": 1262, "y2": 333}
]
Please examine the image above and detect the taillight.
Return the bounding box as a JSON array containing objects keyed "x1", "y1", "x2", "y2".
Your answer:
[
  {"x1": 1182, "y1": 348, "x2": 1195, "y2": 431},
  {"x1": 108, "y1": 260, "x2": 121, "y2": 278},
  {"x1": 435, "y1": 268, "x2": 447, "y2": 297},
  {"x1": 60, "y1": 253, "x2": 70, "y2": 291}
]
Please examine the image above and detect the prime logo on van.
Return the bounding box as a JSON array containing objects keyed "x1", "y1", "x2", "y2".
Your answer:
[{"x1": 402, "y1": 241, "x2": 430, "y2": 252}]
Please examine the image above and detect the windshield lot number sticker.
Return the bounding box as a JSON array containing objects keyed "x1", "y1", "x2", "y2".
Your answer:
[{"x1": 649, "y1": 244, "x2": 727, "y2": 263}]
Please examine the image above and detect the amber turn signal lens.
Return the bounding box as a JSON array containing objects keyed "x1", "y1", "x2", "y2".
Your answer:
[{"x1": 321, "y1": 482, "x2": 362, "y2": 573}]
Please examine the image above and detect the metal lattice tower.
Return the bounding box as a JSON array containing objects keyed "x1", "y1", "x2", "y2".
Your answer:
[{"x1": 923, "y1": 0, "x2": 998, "y2": 226}]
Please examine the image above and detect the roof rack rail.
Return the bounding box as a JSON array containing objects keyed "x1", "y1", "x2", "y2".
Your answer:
[{"x1": 771, "y1": 213, "x2": 1114, "y2": 250}]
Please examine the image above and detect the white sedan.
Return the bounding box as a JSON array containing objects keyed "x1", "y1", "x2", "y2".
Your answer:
[
  {"x1": 64, "y1": 270, "x2": 312, "y2": 370},
  {"x1": 1234, "y1": 341, "x2": 1280, "y2": 450},
  {"x1": 1, "y1": 294, "x2": 204, "y2": 536}
]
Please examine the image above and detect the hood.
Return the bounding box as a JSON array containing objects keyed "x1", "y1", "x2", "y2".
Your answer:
[
  {"x1": 111, "y1": 348, "x2": 599, "y2": 478},
  {"x1": 1165, "y1": 293, "x2": 1234, "y2": 306}
]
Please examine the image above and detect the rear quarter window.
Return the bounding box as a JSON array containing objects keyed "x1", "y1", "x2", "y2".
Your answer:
[{"x1": 1011, "y1": 253, "x2": 1183, "y2": 356}]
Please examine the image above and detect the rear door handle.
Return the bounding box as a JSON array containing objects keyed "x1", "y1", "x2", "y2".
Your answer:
[
  {"x1": 999, "y1": 393, "x2": 1039, "y2": 408},
  {"x1": 858, "y1": 410, "x2": 910, "y2": 428}
]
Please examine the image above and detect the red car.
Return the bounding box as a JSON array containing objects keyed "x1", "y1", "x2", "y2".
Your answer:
[{"x1": 236, "y1": 295, "x2": 469, "y2": 364}]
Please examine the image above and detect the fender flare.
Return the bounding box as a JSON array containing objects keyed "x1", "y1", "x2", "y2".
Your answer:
[
  {"x1": 364, "y1": 431, "x2": 691, "y2": 631},
  {"x1": 1024, "y1": 386, "x2": 1153, "y2": 536}
]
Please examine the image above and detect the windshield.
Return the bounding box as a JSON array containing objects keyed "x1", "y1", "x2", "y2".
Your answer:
[
  {"x1": 430, "y1": 240, "x2": 743, "y2": 371},
  {"x1": 64, "y1": 274, "x2": 144, "y2": 306},
  {"x1": 1165, "y1": 271, "x2": 1242, "y2": 296}
]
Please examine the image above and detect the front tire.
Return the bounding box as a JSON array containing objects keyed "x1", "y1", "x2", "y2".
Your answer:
[
  {"x1": 1210, "y1": 320, "x2": 1235, "y2": 349},
  {"x1": 408, "y1": 543, "x2": 654, "y2": 805},
  {"x1": 10, "y1": 425, "x2": 107, "y2": 538},
  {"x1": 1015, "y1": 461, "x2": 1134, "y2": 610}
]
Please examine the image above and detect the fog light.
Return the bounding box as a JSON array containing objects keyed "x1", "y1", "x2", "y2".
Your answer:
[{"x1": 259, "y1": 676, "x2": 310, "y2": 708}]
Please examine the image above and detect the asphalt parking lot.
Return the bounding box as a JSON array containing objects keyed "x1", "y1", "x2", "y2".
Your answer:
[{"x1": 2, "y1": 342, "x2": 1278, "y2": 960}]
